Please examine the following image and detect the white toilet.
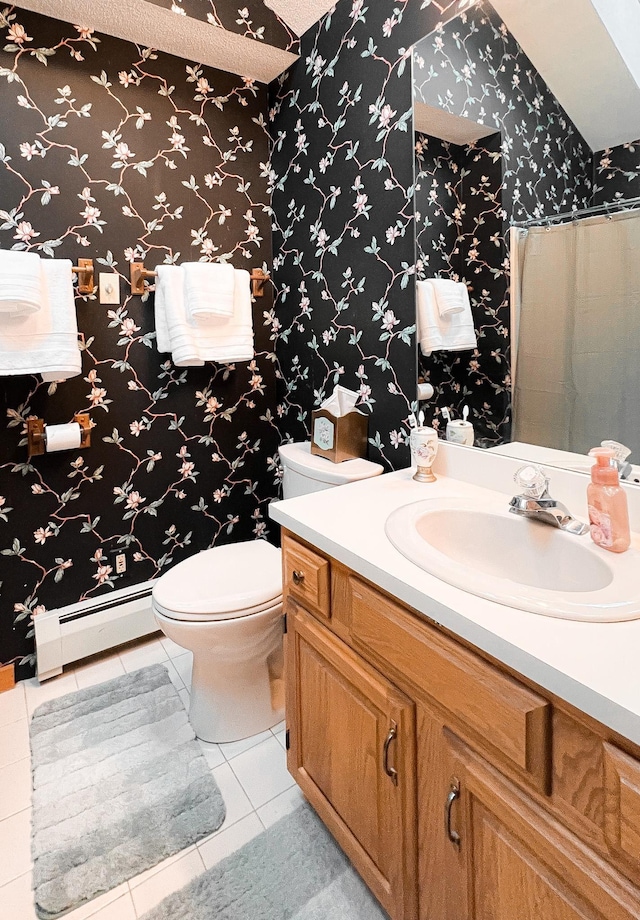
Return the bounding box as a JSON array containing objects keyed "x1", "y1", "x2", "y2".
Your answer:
[{"x1": 152, "y1": 441, "x2": 383, "y2": 743}]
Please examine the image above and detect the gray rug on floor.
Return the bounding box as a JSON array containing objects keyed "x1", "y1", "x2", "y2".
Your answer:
[
  {"x1": 141, "y1": 803, "x2": 388, "y2": 920},
  {"x1": 30, "y1": 662, "x2": 226, "y2": 920}
]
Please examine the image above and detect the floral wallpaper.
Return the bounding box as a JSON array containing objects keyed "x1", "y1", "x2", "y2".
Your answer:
[
  {"x1": 593, "y1": 140, "x2": 640, "y2": 205},
  {"x1": 268, "y1": 0, "x2": 465, "y2": 471},
  {"x1": 0, "y1": 7, "x2": 280, "y2": 679},
  {"x1": 414, "y1": 131, "x2": 508, "y2": 445},
  {"x1": 143, "y1": 0, "x2": 299, "y2": 53},
  {"x1": 268, "y1": 0, "x2": 594, "y2": 469}
]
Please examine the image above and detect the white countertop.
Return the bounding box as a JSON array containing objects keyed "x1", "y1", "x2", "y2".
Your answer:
[{"x1": 269, "y1": 446, "x2": 640, "y2": 747}]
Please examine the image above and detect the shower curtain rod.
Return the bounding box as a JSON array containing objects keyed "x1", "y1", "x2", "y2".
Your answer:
[{"x1": 510, "y1": 194, "x2": 640, "y2": 229}]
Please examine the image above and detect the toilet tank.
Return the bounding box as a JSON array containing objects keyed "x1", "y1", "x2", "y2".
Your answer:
[{"x1": 278, "y1": 441, "x2": 384, "y2": 499}]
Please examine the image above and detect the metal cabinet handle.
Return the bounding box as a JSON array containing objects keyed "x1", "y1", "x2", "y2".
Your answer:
[
  {"x1": 292, "y1": 569, "x2": 305, "y2": 586},
  {"x1": 383, "y1": 720, "x2": 398, "y2": 786},
  {"x1": 444, "y1": 779, "x2": 461, "y2": 848}
]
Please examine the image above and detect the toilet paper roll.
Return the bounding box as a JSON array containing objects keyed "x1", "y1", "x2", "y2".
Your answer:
[
  {"x1": 417, "y1": 382, "x2": 434, "y2": 401},
  {"x1": 45, "y1": 422, "x2": 82, "y2": 452},
  {"x1": 446, "y1": 420, "x2": 474, "y2": 446}
]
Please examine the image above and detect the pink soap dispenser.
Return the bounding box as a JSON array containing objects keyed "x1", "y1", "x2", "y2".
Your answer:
[{"x1": 587, "y1": 447, "x2": 630, "y2": 553}]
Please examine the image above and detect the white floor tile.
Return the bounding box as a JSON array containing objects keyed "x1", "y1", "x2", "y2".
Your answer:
[
  {"x1": 83, "y1": 892, "x2": 137, "y2": 920},
  {"x1": 274, "y1": 726, "x2": 287, "y2": 750},
  {"x1": 219, "y1": 728, "x2": 273, "y2": 762},
  {"x1": 229, "y1": 735, "x2": 295, "y2": 810},
  {"x1": 178, "y1": 688, "x2": 190, "y2": 711},
  {"x1": 210, "y1": 762, "x2": 253, "y2": 828},
  {"x1": 118, "y1": 636, "x2": 168, "y2": 673},
  {"x1": 163, "y1": 658, "x2": 186, "y2": 692},
  {"x1": 198, "y1": 739, "x2": 225, "y2": 770},
  {"x1": 0, "y1": 758, "x2": 31, "y2": 820},
  {"x1": 24, "y1": 671, "x2": 78, "y2": 718},
  {"x1": 129, "y1": 848, "x2": 205, "y2": 917},
  {"x1": 257, "y1": 784, "x2": 306, "y2": 829},
  {"x1": 74, "y1": 655, "x2": 126, "y2": 690},
  {"x1": 0, "y1": 718, "x2": 30, "y2": 769},
  {"x1": 0, "y1": 808, "x2": 32, "y2": 887},
  {"x1": 198, "y1": 813, "x2": 263, "y2": 870},
  {"x1": 0, "y1": 870, "x2": 37, "y2": 920},
  {"x1": 129, "y1": 845, "x2": 197, "y2": 890},
  {"x1": 171, "y1": 652, "x2": 192, "y2": 690},
  {"x1": 0, "y1": 683, "x2": 27, "y2": 727},
  {"x1": 158, "y1": 635, "x2": 188, "y2": 659}
]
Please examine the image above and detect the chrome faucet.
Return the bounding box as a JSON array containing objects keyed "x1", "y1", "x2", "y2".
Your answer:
[
  {"x1": 601, "y1": 440, "x2": 633, "y2": 480},
  {"x1": 509, "y1": 465, "x2": 589, "y2": 536}
]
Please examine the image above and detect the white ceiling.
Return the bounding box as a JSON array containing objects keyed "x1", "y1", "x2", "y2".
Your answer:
[
  {"x1": 490, "y1": 0, "x2": 640, "y2": 151},
  {"x1": 414, "y1": 101, "x2": 498, "y2": 146},
  {"x1": 266, "y1": 0, "x2": 337, "y2": 37},
  {"x1": 12, "y1": 0, "x2": 307, "y2": 83}
]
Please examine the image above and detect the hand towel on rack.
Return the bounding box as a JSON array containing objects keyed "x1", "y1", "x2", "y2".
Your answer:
[
  {"x1": 183, "y1": 262, "x2": 235, "y2": 321},
  {"x1": 416, "y1": 279, "x2": 477, "y2": 356},
  {"x1": 0, "y1": 250, "x2": 43, "y2": 317},
  {"x1": 195, "y1": 269, "x2": 254, "y2": 364},
  {"x1": 160, "y1": 265, "x2": 205, "y2": 366},
  {"x1": 154, "y1": 265, "x2": 177, "y2": 354},
  {"x1": 0, "y1": 259, "x2": 82, "y2": 380},
  {"x1": 428, "y1": 278, "x2": 469, "y2": 318}
]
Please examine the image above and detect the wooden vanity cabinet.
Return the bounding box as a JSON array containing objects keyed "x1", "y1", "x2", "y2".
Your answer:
[{"x1": 281, "y1": 532, "x2": 640, "y2": 920}]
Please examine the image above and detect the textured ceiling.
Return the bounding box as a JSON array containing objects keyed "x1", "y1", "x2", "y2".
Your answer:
[
  {"x1": 11, "y1": 0, "x2": 300, "y2": 82},
  {"x1": 414, "y1": 101, "x2": 498, "y2": 146},
  {"x1": 265, "y1": 0, "x2": 337, "y2": 36}
]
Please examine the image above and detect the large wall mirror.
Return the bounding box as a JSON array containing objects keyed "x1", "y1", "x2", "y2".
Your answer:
[{"x1": 410, "y1": 0, "x2": 640, "y2": 483}]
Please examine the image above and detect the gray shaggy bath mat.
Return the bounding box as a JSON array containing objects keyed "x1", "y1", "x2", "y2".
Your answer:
[
  {"x1": 141, "y1": 802, "x2": 388, "y2": 920},
  {"x1": 30, "y1": 662, "x2": 225, "y2": 919}
]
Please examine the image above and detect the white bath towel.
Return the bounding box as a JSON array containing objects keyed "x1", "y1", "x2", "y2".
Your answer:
[
  {"x1": 0, "y1": 250, "x2": 43, "y2": 317},
  {"x1": 0, "y1": 259, "x2": 82, "y2": 380},
  {"x1": 158, "y1": 266, "x2": 204, "y2": 367},
  {"x1": 428, "y1": 277, "x2": 469, "y2": 318},
  {"x1": 183, "y1": 262, "x2": 235, "y2": 321},
  {"x1": 160, "y1": 267, "x2": 254, "y2": 366},
  {"x1": 416, "y1": 279, "x2": 477, "y2": 356}
]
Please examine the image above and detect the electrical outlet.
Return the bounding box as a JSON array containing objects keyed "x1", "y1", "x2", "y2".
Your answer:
[{"x1": 115, "y1": 553, "x2": 127, "y2": 574}]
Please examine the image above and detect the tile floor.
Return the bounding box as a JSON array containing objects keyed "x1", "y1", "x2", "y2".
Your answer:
[{"x1": 0, "y1": 633, "x2": 305, "y2": 919}]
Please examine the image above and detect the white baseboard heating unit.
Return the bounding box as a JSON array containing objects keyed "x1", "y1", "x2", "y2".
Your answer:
[{"x1": 34, "y1": 580, "x2": 157, "y2": 682}]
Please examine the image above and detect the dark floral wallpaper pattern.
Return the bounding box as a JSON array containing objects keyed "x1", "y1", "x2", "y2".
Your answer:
[
  {"x1": 593, "y1": 140, "x2": 640, "y2": 205},
  {"x1": 0, "y1": 7, "x2": 280, "y2": 678},
  {"x1": 143, "y1": 0, "x2": 299, "y2": 53}
]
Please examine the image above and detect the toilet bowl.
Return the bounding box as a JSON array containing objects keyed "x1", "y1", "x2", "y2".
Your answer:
[
  {"x1": 152, "y1": 541, "x2": 283, "y2": 743},
  {"x1": 152, "y1": 442, "x2": 384, "y2": 743}
]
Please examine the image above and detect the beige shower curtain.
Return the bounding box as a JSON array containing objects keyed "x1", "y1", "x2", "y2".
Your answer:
[{"x1": 512, "y1": 209, "x2": 640, "y2": 457}]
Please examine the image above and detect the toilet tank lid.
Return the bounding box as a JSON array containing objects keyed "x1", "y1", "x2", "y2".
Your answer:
[
  {"x1": 278, "y1": 441, "x2": 384, "y2": 484},
  {"x1": 152, "y1": 541, "x2": 282, "y2": 615}
]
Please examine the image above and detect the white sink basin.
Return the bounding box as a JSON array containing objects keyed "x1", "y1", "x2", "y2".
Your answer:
[{"x1": 385, "y1": 497, "x2": 640, "y2": 622}]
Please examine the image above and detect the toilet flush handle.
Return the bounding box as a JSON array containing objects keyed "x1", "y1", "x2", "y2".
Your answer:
[{"x1": 292, "y1": 569, "x2": 305, "y2": 586}]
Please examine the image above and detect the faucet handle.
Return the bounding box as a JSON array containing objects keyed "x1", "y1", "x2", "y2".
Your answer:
[
  {"x1": 601, "y1": 440, "x2": 631, "y2": 462},
  {"x1": 513, "y1": 464, "x2": 549, "y2": 499}
]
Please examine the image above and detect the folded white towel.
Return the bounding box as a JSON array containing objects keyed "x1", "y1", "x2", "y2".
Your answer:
[
  {"x1": 0, "y1": 250, "x2": 43, "y2": 317},
  {"x1": 428, "y1": 278, "x2": 469, "y2": 318},
  {"x1": 161, "y1": 267, "x2": 254, "y2": 366},
  {"x1": 0, "y1": 259, "x2": 82, "y2": 380},
  {"x1": 416, "y1": 279, "x2": 477, "y2": 356},
  {"x1": 159, "y1": 266, "x2": 204, "y2": 366},
  {"x1": 154, "y1": 265, "x2": 177, "y2": 354},
  {"x1": 183, "y1": 262, "x2": 235, "y2": 321}
]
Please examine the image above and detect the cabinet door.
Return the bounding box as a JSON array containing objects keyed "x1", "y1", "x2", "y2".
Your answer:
[
  {"x1": 441, "y1": 731, "x2": 640, "y2": 920},
  {"x1": 286, "y1": 604, "x2": 418, "y2": 920}
]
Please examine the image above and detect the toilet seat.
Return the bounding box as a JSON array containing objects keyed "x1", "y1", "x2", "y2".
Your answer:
[{"x1": 151, "y1": 540, "x2": 282, "y2": 622}]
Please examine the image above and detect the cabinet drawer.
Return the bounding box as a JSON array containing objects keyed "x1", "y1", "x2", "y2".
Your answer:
[
  {"x1": 283, "y1": 537, "x2": 331, "y2": 620},
  {"x1": 348, "y1": 578, "x2": 551, "y2": 794},
  {"x1": 604, "y1": 742, "x2": 640, "y2": 866}
]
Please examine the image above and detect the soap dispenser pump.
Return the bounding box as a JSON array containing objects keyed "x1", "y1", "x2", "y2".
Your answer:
[{"x1": 587, "y1": 447, "x2": 630, "y2": 553}]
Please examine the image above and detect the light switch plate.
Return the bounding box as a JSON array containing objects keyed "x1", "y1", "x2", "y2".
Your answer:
[{"x1": 99, "y1": 272, "x2": 120, "y2": 305}]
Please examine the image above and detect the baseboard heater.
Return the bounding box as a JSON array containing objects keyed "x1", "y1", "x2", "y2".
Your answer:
[{"x1": 35, "y1": 580, "x2": 157, "y2": 682}]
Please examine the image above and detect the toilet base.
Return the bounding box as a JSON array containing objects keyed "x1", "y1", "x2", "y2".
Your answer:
[{"x1": 190, "y1": 648, "x2": 284, "y2": 743}]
